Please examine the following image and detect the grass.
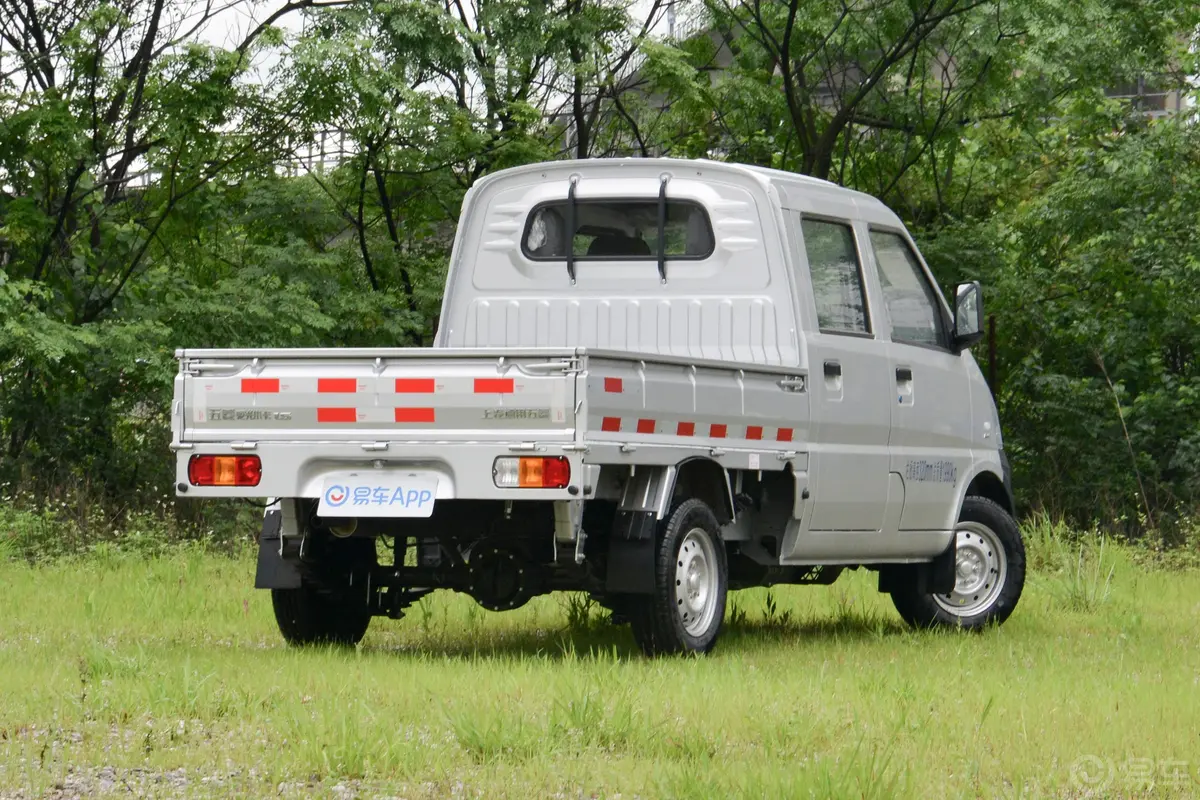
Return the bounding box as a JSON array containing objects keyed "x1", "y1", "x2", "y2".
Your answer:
[{"x1": 1, "y1": 526, "x2": 1199, "y2": 798}]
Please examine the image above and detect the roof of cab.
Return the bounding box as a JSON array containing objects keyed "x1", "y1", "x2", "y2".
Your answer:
[{"x1": 470, "y1": 156, "x2": 892, "y2": 214}]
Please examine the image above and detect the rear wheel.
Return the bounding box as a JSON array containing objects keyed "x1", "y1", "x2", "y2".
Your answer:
[
  {"x1": 271, "y1": 534, "x2": 375, "y2": 647},
  {"x1": 271, "y1": 585, "x2": 371, "y2": 646},
  {"x1": 890, "y1": 496, "x2": 1025, "y2": 630},
  {"x1": 629, "y1": 499, "x2": 728, "y2": 656}
]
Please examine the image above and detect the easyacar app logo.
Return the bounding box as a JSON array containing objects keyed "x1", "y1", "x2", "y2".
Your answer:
[{"x1": 324, "y1": 485, "x2": 348, "y2": 507}]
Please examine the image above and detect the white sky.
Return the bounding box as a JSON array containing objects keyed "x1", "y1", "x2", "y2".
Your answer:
[{"x1": 196, "y1": 0, "x2": 304, "y2": 47}]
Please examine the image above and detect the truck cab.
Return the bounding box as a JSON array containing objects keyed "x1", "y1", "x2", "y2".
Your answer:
[{"x1": 173, "y1": 158, "x2": 1024, "y2": 655}]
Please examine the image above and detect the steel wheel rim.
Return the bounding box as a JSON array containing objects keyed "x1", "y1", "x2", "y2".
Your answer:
[
  {"x1": 675, "y1": 528, "x2": 719, "y2": 636},
  {"x1": 933, "y1": 521, "x2": 1007, "y2": 617}
]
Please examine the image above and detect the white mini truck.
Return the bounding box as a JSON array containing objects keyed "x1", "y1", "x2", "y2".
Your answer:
[{"x1": 171, "y1": 158, "x2": 1024, "y2": 655}]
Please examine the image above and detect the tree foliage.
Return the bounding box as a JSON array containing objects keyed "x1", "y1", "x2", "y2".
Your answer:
[
  {"x1": 921, "y1": 113, "x2": 1200, "y2": 534},
  {"x1": 638, "y1": 0, "x2": 1195, "y2": 198},
  {"x1": 1, "y1": 0, "x2": 1198, "y2": 535}
]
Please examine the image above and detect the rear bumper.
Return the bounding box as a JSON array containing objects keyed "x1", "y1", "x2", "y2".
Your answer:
[{"x1": 174, "y1": 441, "x2": 585, "y2": 501}]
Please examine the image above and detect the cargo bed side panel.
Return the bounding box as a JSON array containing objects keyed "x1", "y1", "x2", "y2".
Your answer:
[{"x1": 582, "y1": 355, "x2": 811, "y2": 452}]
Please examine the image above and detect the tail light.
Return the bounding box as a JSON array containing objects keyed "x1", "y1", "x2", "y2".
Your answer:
[
  {"x1": 188, "y1": 455, "x2": 262, "y2": 487},
  {"x1": 492, "y1": 456, "x2": 571, "y2": 489}
]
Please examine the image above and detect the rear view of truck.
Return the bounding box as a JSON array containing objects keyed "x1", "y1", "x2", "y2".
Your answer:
[
  {"x1": 172, "y1": 157, "x2": 1025, "y2": 656},
  {"x1": 171, "y1": 340, "x2": 811, "y2": 656},
  {"x1": 172, "y1": 347, "x2": 609, "y2": 640}
]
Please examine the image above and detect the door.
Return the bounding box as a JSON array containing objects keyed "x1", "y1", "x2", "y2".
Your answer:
[
  {"x1": 867, "y1": 228, "x2": 973, "y2": 532},
  {"x1": 791, "y1": 215, "x2": 894, "y2": 532}
]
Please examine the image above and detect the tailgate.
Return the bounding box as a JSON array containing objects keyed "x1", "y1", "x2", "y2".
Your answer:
[{"x1": 176, "y1": 348, "x2": 579, "y2": 443}]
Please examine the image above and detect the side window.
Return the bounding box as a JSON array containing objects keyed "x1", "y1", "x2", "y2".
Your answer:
[
  {"x1": 800, "y1": 218, "x2": 870, "y2": 334},
  {"x1": 869, "y1": 230, "x2": 948, "y2": 348}
]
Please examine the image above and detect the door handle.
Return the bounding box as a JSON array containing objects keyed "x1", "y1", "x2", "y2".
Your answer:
[
  {"x1": 823, "y1": 360, "x2": 841, "y2": 378},
  {"x1": 896, "y1": 366, "x2": 913, "y2": 382},
  {"x1": 778, "y1": 376, "x2": 807, "y2": 392}
]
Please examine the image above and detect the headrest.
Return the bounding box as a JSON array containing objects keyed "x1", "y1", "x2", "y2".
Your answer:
[{"x1": 586, "y1": 234, "x2": 652, "y2": 257}]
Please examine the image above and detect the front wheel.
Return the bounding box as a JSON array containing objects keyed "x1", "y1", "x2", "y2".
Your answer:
[
  {"x1": 890, "y1": 496, "x2": 1025, "y2": 630},
  {"x1": 629, "y1": 499, "x2": 728, "y2": 656}
]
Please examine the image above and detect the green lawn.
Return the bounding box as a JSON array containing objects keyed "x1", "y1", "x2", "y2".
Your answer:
[{"x1": 1, "y1": 534, "x2": 1198, "y2": 798}]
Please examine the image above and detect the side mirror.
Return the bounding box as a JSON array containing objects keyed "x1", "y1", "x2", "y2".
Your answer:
[{"x1": 953, "y1": 280, "x2": 985, "y2": 350}]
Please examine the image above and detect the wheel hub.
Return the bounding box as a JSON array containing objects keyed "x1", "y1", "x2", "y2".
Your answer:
[
  {"x1": 955, "y1": 547, "x2": 986, "y2": 593},
  {"x1": 675, "y1": 528, "x2": 718, "y2": 636},
  {"x1": 933, "y1": 521, "x2": 1007, "y2": 618}
]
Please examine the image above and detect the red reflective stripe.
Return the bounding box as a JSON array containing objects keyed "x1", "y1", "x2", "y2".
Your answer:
[
  {"x1": 677, "y1": 422, "x2": 695, "y2": 436},
  {"x1": 317, "y1": 408, "x2": 357, "y2": 423},
  {"x1": 604, "y1": 377, "x2": 623, "y2": 393},
  {"x1": 710, "y1": 424, "x2": 727, "y2": 439},
  {"x1": 241, "y1": 378, "x2": 279, "y2": 393},
  {"x1": 395, "y1": 407, "x2": 436, "y2": 423},
  {"x1": 637, "y1": 418, "x2": 656, "y2": 434},
  {"x1": 395, "y1": 378, "x2": 436, "y2": 393},
  {"x1": 601, "y1": 417, "x2": 621, "y2": 432},
  {"x1": 475, "y1": 378, "x2": 515, "y2": 394},
  {"x1": 746, "y1": 425, "x2": 763, "y2": 440},
  {"x1": 318, "y1": 378, "x2": 357, "y2": 393},
  {"x1": 777, "y1": 428, "x2": 794, "y2": 442}
]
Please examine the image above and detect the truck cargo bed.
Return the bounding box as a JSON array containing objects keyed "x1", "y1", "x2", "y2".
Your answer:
[{"x1": 171, "y1": 346, "x2": 812, "y2": 499}]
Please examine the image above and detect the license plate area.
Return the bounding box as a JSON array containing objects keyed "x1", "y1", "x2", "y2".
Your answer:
[{"x1": 318, "y1": 472, "x2": 438, "y2": 518}]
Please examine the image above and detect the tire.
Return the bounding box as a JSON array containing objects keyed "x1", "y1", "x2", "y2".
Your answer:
[
  {"x1": 629, "y1": 498, "x2": 728, "y2": 656},
  {"x1": 890, "y1": 496, "x2": 1025, "y2": 630},
  {"x1": 271, "y1": 586, "x2": 371, "y2": 646}
]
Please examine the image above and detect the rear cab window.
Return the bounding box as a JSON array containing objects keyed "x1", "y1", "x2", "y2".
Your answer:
[
  {"x1": 868, "y1": 229, "x2": 950, "y2": 349},
  {"x1": 799, "y1": 218, "x2": 871, "y2": 335},
  {"x1": 522, "y1": 200, "x2": 715, "y2": 261}
]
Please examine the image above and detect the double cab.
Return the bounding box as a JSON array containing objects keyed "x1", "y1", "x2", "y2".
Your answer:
[{"x1": 171, "y1": 158, "x2": 1024, "y2": 655}]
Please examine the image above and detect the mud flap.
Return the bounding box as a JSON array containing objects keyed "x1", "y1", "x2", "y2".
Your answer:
[
  {"x1": 605, "y1": 509, "x2": 657, "y2": 594},
  {"x1": 254, "y1": 506, "x2": 302, "y2": 589},
  {"x1": 877, "y1": 537, "x2": 956, "y2": 596},
  {"x1": 924, "y1": 536, "x2": 957, "y2": 595}
]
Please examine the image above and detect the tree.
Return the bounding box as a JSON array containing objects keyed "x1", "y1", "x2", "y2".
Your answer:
[
  {"x1": 916, "y1": 104, "x2": 1200, "y2": 533},
  {"x1": 0, "y1": 0, "x2": 345, "y2": 323},
  {"x1": 638, "y1": 0, "x2": 1196, "y2": 200},
  {"x1": 0, "y1": 0, "x2": 337, "y2": 485}
]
